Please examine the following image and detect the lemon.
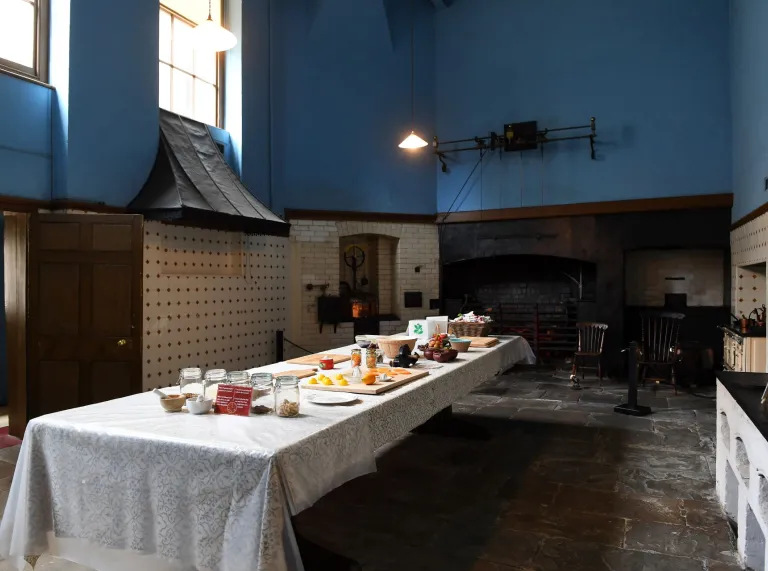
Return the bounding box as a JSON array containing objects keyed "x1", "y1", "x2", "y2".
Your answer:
[
  {"x1": 338, "y1": 379, "x2": 349, "y2": 386},
  {"x1": 335, "y1": 374, "x2": 344, "y2": 381},
  {"x1": 308, "y1": 377, "x2": 318, "y2": 385},
  {"x1": 321, "y1": 378, "x2": 333, "y2": 386}
]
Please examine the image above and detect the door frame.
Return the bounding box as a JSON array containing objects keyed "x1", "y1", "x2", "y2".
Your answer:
[{"x1": 4, "y1": 213, "x2": 29, "y2": 437}]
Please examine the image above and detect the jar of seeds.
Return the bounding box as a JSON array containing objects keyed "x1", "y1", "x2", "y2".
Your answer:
[{"x1": 274, "y1": 375, "x2": 300, "y2": 417}]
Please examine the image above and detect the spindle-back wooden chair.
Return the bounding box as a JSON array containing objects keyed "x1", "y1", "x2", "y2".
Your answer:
[{"x1": 570, "y1": 322, "x2": 608, "y2": 387}]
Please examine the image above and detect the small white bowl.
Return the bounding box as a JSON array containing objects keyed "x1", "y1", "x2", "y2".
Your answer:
[{"x1": 186, "y1": 397, "x2": 213, "y2": 415}]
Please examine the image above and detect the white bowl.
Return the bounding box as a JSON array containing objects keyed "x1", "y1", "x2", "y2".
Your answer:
[{"x1": 186, "y1": 397, "x2": 213, "y2": 415}]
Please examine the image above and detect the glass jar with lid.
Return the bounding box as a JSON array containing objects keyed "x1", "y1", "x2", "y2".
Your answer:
[
  {"x1": 203, "y1": 369, "x2": 227, "y2": 399},
  {"x1": 274, "y1": 375, "x2": 300, "y2": 417},
  {"x1": 227, "y1": 371, "x2": 250, "y2": 386},
  {"x1": 179, "y1": 367, "x2": 203, "y2": 397},
  {"x1": 250, "y1": 372, "x2": 273, "y2": 414}
]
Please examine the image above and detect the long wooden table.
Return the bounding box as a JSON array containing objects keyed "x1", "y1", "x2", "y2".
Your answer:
[{"x1": 0, "y1": 337, "x2": 534, "y2": 571}]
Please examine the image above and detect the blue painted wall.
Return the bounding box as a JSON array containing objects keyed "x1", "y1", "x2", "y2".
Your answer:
[
  {"x1": 435, "y1": 0, "x2": 731, "y2": 213},
  {"x1": 731, "y1": 0, "x2": 768, "y2": 222},
  {"x1": 0, "y1": 75, "x2": 52, "y2": 201},
  {"x1": 267, "y1": 0, "x2": 437, "y2": 215},
  {"x1": 53, "y1": 0, "x2": 158, "y2": 204}
]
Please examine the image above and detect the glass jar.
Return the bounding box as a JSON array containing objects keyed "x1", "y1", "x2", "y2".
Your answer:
[
  {"x1": 274, "y1": 375, "x2": 300, "y2": 417},
  {"x1": 350, "y1": 348, "x2": 362, "y2": 368},
  {"x1": 227, "y1": 370, "x2": 250, "y2": 386},
  {"x1": 203, "y1": 369, "x2": 227, "y2": 399},
  {"x1": 179, "y1": 367, "x2": 203, "y2": 397},
  {"x1": 365, "y1": 347, "x2": 378, "y2": 369},
  {"x1": 250, "y1": 372, "x2": 274, "y2": 414}
]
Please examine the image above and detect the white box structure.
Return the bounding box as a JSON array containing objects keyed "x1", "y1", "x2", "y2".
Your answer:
[{"x1": 717, "y1": 380, "x2": 768, "y2": 570}]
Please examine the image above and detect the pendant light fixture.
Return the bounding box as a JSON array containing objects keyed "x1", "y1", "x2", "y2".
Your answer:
[
  {"x1": 193, "y1": 0, "x2": 237, "y2": 52},
  {"x1": 399, "y1": 0, "x2": 428, "y2": 150}
]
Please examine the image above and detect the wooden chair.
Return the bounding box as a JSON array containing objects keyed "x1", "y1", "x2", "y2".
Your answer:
[
  {"x1": 570, "y1": 322, "x2": 608, "y2": 388},
  {"x1": 636, "y1": 311, "x2": 684, "y2": 395}
]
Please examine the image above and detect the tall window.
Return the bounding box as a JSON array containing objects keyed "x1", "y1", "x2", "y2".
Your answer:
[
  {"x1": 0, "y1": 0, "x2": 48, "y2": 80},
  {"x1": 159, "y1": 4, "x2": 220, "y2": 127}
]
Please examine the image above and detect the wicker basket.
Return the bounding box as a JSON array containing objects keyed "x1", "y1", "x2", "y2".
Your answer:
[{"x1": 448, "y1": 321, "x2": 490, "y2": 338}]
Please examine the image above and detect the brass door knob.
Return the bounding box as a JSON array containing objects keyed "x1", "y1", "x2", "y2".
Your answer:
[{"x1": 117, "y1": 339, "x2": 127, "y2": 347}]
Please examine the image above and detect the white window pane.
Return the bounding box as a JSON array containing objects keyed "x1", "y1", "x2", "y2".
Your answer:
[
  {"x1": 159, "y1": 63, "x2": 171, "y2": 110},
  {"x1": 194, "y1": 51, "x2": 217, "y2": 84},
  {"x1": 172, "y1": 17, "x2": 194, "y2": 73},
  {"x1": 159, "y1": 9, "x2": 172, "y2": 63},
  {"x1": 0, "y1": 0, "x2": 35, "y2": 69},
  {"x1": 172, "y1": 69, "x2": 194, "y2": 118},
  {"x1": 194, "y1": 80, "x2": 216, "y2": 126}
]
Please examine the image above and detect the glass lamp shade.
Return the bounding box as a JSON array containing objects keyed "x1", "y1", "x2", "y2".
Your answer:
[
  {"x1": 398, "y1": 131, "x2": 428, "y2": 149},
  {"x1": 193, "y1": 18, "x2": 237, "y2": 52}
]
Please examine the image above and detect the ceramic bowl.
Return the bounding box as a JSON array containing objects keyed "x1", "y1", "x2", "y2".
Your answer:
[
  {"x1": 160, "y1": 395, "x2": 186, "y2": 412},
  {"x1": 432, "y1": 349, "x2": 459, "y2": 363},
  {"x1": 186, "y1": 397, "x2": 214, "y2": 415},
  {"x1": 449, "y1": 338, "x2": 472, "y2": 352}
]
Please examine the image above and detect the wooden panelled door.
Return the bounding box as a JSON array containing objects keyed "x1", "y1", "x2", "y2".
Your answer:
[{"x1": 27, "y1": 214, "x2": 143, "y2": 421}]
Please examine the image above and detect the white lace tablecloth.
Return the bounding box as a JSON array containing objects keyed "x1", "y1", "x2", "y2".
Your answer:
[{"x1": 0, "y1": 337, "x2": 534, "y2": 571}]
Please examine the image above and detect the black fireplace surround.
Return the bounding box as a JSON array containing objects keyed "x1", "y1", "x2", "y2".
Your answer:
[{"x1": 439, "y1": 207, "x2": 731, "y2": 376}]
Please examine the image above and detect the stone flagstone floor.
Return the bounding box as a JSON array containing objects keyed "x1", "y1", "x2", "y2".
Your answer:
[
  {"x1": 0, "y1": 367, "x2": 739, "y2": 571},
  {"x1": 294, "y1": 367, "x2": 738, "y2": 571}
]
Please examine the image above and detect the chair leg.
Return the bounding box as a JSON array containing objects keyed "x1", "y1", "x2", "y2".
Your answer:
[
  {"x1": 671, "y1": 365, "x2": 677, "y2": 396},
  {"x1": 571, "y1": 356, "x2": 578, "y2": 379},
  {"x1": 598, "y1": 358, "x2": 603, "y2": 382},
  {"x1": 638, "y1": 365, "x2": 645, "y2": 387}
]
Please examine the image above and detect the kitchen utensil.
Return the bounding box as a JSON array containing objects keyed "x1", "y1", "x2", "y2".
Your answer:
[
  {"x1": 306, "y1": 393, "x2": 358, "y2": 405},
  {"x1": 467, "y1": 337, "x2": 500, "y2": 348},
  {"x1": 378, "y1": 336, "x2": 418, "y2": 359},
  {"x1": 302, "y1": 369, "x2": 429, "y2": 395},
  {"x1": 186, "y1": 397, "x2": 213, "y2": 415},
  {"x1": 286, "y1": 353, "x2": 351, "y2": 366},
  {"x1": 449, "y1": 338, "x2": 472, "y2": 352},
  {"x1": 153, "y1": 388, "x2": 169, "y2": 399},
  {"x1": 432, "y1": 349, "x2": 459, "y2": 363},
  {"x1": 159, "y1": 395, "x2": 186, "y2": 412}
]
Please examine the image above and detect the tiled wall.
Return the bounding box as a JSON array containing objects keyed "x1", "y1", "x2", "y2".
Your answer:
[
  {"x1": 731, "y1": 214, "x2": 768, "y2": 318},
  {"x1": 142, "y1": 221, "x2": 289, "y2": 390},
  {"x1": 288, "y1": 219, "x2": 439, "y2": 355}
]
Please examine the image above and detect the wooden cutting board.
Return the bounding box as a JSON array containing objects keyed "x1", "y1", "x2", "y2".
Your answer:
[
  {"x1": 286, "y1": 353, "x2": 351, "y2": 366},
  {"x1": 300, "y1": 368, "x2": 429, "y2": 395},
  {"x1": 467, "y1": 337, "x2": 499, "y2": 348},
  {"x1": 276, "y1": 369, "x2": 317, "y2": 379}
]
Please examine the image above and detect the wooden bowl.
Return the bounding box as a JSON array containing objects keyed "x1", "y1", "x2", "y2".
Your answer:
[
  {"x1": 378, "y1": 336, "x2": 418, "y2": 359},
  {"x1": 160, "y1": 395, "x2": 186, "y2": 412},
  {"x1": 449, "y1": 338, "x2": 472, "y2": 353}
]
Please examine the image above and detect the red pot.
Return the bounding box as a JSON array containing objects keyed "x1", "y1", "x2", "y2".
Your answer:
[{"x1": 319, "y1": 358, "x2": 335, "y2": 370}]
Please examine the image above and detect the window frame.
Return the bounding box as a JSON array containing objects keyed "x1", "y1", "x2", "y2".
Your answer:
[
  {"x1": 159, "y1": 4, "x2": 224, "y2": 128},
  {"x1": 0, "y1": 0, "x2": 49, "y2": 84}
]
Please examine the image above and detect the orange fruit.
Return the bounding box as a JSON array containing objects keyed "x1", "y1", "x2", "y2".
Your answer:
[{"x1": 362, "y1": 373, "x2": 377, "y2": 385}]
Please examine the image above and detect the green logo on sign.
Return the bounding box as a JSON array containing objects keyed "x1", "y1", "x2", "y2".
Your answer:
[{"x1": 414, "y1": 323, "x2": 424, "y2": 335}]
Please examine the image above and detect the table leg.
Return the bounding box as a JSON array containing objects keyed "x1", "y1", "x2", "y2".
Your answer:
[
  {"x1": 412, "y1": 406, "x2": 491, "y2": 440},
  {"x1": 294, "y1": 527, "x2": 362, "y2": 571}
]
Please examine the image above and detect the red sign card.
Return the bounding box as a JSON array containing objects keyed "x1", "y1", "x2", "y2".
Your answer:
[{"x1": 214, "y1": 384, "x2": 253, "y2": 416}]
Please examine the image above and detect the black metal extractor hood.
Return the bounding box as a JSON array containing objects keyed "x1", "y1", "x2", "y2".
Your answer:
[{"x1": 129, "y1": 109, "x2": 289, "y2": 237}]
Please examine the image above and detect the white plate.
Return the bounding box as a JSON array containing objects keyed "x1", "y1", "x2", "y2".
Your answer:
[{"x1": 306, "y1": 393, "x2": 358, "y2": 405}]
